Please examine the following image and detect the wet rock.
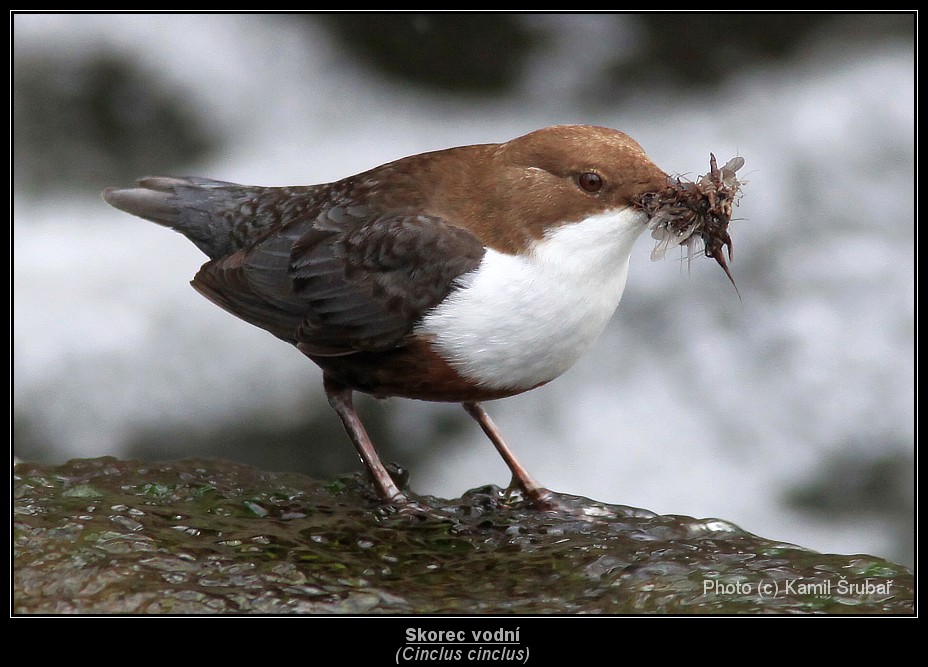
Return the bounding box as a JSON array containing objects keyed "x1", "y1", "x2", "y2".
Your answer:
[{"x1": 13, "y1": 457, "x2": 913, "y2": 614}]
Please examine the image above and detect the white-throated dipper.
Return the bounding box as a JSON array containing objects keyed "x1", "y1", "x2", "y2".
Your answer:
[{"x1": 103, "y1": 125, "x2": 743, "y2": 505}]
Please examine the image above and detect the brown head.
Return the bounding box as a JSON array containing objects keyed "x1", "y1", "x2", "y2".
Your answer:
[{"x1": 359, "y1": 125, "x2": 669, "y2": 254}]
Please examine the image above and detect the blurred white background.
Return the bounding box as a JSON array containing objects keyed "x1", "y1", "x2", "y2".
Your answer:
[{"x1": 13, "y1": 14, "x2": 914, "y2": 567}]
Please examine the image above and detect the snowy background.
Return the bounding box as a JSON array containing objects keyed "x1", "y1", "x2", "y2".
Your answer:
[{"x1": 13, "y1": 14, "x2": 914, "y2": 567}]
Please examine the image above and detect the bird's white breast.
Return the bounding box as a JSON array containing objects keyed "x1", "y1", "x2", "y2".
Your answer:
[{"x1": 416, "y1": 207, "x2": 648, "y2": 391}]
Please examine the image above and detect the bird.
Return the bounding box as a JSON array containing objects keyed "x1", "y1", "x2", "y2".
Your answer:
[{"x1": 103, "y1": 125, "x2": 675, "y2": 505}]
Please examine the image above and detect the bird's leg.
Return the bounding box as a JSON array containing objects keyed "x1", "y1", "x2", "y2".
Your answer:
[
  {"x1": 324, "y1": 375, "x2": 406, "y2": 503},
  {"x1": 462, "y1": 402, "x2": 553, "y2": 506}
]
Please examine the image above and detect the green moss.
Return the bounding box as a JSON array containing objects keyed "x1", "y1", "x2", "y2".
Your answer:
[{"x1": 13, "y1": 457, "x2": 914, "y2": 615}]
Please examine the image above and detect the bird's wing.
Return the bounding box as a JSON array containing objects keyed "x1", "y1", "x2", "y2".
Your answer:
[{"x1": 191, "y1": 205, "x2": 486, "y2": 355}]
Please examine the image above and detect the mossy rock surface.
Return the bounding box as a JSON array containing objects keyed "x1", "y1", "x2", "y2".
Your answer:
[{"x1": 13, "y1": 457, "x2": 913, "y2": 614}]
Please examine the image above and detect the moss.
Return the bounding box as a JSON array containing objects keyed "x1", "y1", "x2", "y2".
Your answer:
[{"x1": 13, "y1": 457, "x2": 914, "y2": 614}]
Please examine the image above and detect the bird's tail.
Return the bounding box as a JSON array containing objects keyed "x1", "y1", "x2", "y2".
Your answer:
[{"x1": 103, "y1": 176, "x2": 272, "y2": 259}]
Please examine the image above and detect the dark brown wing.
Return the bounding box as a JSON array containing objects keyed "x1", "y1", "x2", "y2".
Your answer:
[{"x1": 192, "y1": 206, "x2": 486, "y2": 356}]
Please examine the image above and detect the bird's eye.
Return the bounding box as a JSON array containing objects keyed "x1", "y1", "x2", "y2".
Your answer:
[{"x1": 578, "y1": 172, "x2": 603, "y2": 193}]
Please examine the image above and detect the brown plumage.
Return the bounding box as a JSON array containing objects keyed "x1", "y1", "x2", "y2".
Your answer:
[{"x1": 103, "y1": 125, "x2": 737, "y2": 505}]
